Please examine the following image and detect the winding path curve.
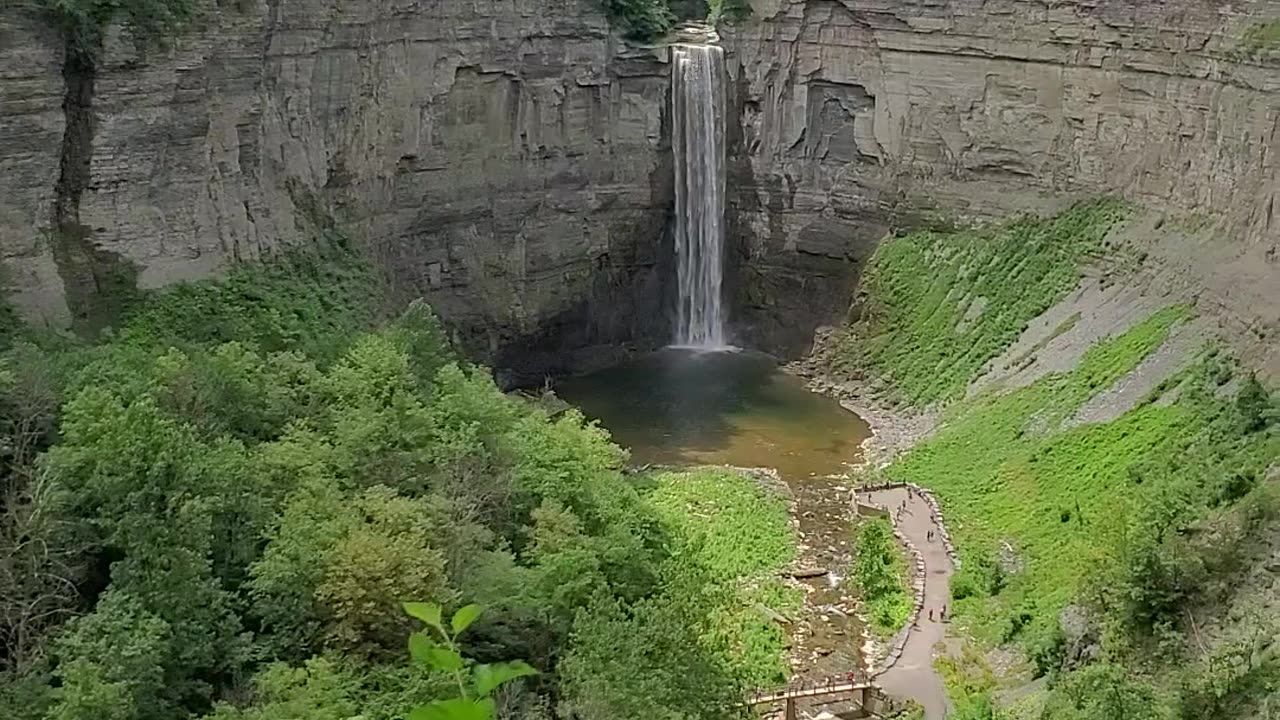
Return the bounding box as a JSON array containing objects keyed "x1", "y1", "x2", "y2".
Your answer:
[{"x1": 857, "y1": 484, "x2": 957, "y2": 720}]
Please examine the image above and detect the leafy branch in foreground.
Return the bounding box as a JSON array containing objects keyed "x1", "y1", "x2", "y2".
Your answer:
[{"x1": 403, "y1": 602, "x2": 537, "y2": 720}]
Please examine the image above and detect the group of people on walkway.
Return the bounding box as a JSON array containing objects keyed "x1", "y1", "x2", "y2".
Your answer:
[
  {"x1": 879, "y1": 486, "x2": 950, "y2": 627},
  {"x1": 890, "y1": 486, "x2": 942, "y2": 526}
]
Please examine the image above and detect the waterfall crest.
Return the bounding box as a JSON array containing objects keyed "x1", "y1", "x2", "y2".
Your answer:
[{"x1": 671, "y1": 44, "x2": 727, "y2": 349}]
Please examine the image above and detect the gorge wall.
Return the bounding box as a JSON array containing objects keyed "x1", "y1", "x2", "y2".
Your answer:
[
  {"x1": 0, "y1": 0, "x2": 673, "y2": 381},
  {"x1": 2, "y1": 0, "x2": 1278, "y2": 373},
  {"x1": 722, "y1": 0, "x2": 1280, "y2": 362}
]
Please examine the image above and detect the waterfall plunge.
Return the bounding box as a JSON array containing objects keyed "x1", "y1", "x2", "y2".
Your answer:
[{"x1": 671, "y1": 44, "x2": 728, "y2": 349}]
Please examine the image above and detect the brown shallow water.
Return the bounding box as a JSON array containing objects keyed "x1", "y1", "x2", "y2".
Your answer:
[{"x1": 557, "y1": 348, "x2": 873, "y2": 681}]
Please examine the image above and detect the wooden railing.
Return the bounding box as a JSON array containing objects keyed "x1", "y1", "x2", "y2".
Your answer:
[{"x1": 747, "y1": 680, "x2": 875, "y2": 705}]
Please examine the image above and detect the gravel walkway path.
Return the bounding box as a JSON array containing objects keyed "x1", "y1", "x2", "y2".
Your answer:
[{"x1": 859, "y1": 486, "x2": 955, "y2": 720}]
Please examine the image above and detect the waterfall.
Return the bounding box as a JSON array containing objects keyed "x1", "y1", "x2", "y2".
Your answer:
[{"x1": 671, "y1": 43, "x2": 727, "y2": 349}]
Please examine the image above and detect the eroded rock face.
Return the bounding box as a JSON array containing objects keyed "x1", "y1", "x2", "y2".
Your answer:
[
  {"x1": 0, "y1": 1, "x2": 674, "y2": 377},
  {"x1": 2, "y1": 0, "x2": 1278, "y2": 372},
  {"x1": 1059, "y1": 604, "x2": 1102, "y2": 670},
  {"x1": 722, "y1": 0, "x2": 1280, "y2": 354}
]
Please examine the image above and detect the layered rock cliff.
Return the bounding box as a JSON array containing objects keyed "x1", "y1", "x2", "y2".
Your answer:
[
  {"x1": 722, "y1": 0, "x2": 1280, "y2": 361},
  {"x1": 1, "y1": 0, "x2": 1278, "y2": 374},
  {"x1": 0, "y1": 0, "x2": 673, "y2": 379}
]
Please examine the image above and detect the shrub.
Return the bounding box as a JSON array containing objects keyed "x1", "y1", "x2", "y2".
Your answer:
[
  {"x1": 36, "y1": 0, "x2": 202, "y2": 57},
  {"x1": 951, "y1": 551, "x2": 1004, "y2": 601},
  {"x1": 599, "y1": 0, "x2": 674, "y2": 40},
  {"x1": 851, "y1": 517, "x2": 912, "y2": 636}
]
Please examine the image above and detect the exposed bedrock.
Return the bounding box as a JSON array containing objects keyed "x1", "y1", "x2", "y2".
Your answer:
[
  {"x1": 0, "y1": 0, "x2": 674, "y2": 378},
  {"x1": 1, "y1": 0, "x2": 1278, "y2": 373},
  {"x1": 721, "y1": 0, "x2": 1280, "y2": 359}
]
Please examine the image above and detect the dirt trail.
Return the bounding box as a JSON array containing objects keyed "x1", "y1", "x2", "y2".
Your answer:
[{"x1": 860, "y1": 487, "x2": 955, "y2": 720}]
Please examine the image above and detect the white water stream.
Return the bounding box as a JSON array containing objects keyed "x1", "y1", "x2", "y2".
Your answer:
[{"x1": 671, "y1": 44, "x2": 728, "y2": 348}]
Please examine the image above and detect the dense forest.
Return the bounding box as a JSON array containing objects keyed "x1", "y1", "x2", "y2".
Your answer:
[{"x1": 0, "y1": 242, "x2": 797, "y2": 720}]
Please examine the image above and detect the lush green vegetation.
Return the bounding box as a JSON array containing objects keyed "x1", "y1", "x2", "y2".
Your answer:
[
  {"x1": 600, "y1": 0, "x2": 674, "y2": 40},
  {"x1": 937, "y1": 649, "x2": 1001, "y2": 720},
  {"x1": 850, "y1": 516, "x2": 911, "y2": 637},
  {"x1": 837, "y1": 201, "x2": 1279, "y2": 719},
  {"x1": 34, "y1": 0, "x2": 201, "y2": 57},
  {"x1": 646, "y1": 468, "x2": 802, "y2": 686},
  {"x1": 1239, "y1": 18, "x2": 1280, "y2": 57},
  {"x1": 599, "y1": 0, "x2": 751, "y2": 41},
  {"x1": 924, "y1": 358, "x2": 1273, "y2": 719},
  {"x1": 833, "y1": 199, "x2": 1128, "y2": 406},
  {"x1": 899, "y1": 325, "x2": 1278, "y2": 717},
  {"x1": 0, "y1": 248, "x2": 798, "y2": 720},
  {"x1": 401, "y1": 602, "x2": 537, "y2": 720},
  {"x1": 890, "y1": 305, "x2": 1193, "y2": 636}
]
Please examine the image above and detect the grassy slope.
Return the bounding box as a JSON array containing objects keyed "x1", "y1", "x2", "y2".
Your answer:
[
  {"x1": 834, "y1": 199, "x2": 1127, "y2": 406},
  {"x1": 835, "y1": 202, "x2": 1195, "y2": 640},
  {"x1": 833, "y1": 201, "x2": 1278, "y2": 718},
  {"x1": 885, "y1": 306, "x2": 1192, "y2": 642},
  {"x1": 646, "y1": 468, "x2": 802, "y2": 687}
]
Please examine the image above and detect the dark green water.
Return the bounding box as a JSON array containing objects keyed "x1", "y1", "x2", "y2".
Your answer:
[{"x1": 556, "y1": 348, "x2": 872, "y2": 479}]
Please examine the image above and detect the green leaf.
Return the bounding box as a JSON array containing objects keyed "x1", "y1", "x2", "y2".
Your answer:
[
  {"x1": 450, "y1": 604, "x2": 483, "y2": 635},
  {"x1": 404, "y1": 601, "x2": 443, "y2": 628},
  {"x1": 407, "y1": 698, "x2": 495, "y2": 720},
  {"x1": 408, "y1": 631, "x2": 436, "y2": 664},
  {"x1": 473, "y1": 660, "x2": 538, "y2": 697},
  {"x1": 424, "y1": 646, "x2": 465, "y2": 672}
]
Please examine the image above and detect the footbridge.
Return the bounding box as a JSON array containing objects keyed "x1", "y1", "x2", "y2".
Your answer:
[{"x1": 748, "y1": 679, "x2": 891, "y2": 719}]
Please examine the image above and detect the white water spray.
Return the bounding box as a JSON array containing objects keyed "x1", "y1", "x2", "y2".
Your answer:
[{"x1": 671, "y1": 43, "x2": 727, "y2": 349}]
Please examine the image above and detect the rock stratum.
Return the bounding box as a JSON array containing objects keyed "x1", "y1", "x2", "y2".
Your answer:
[
  {"x1": 1, "y1": 0, "x2": 1278, "y2": 374},
  {"x1": 0, "y1": 0, "x2": 673, "y2": 379},
  {"x1": 723, "y1": 0, "x2": 1279, "y2": 367}
]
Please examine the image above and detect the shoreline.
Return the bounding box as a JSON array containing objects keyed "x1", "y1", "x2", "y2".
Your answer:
[{"x1": 782, "y1": 343, "x2": 939, "y2": 471}]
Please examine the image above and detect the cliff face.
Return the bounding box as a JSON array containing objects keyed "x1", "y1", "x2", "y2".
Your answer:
[
  {"x1": 0, "y1": 0, "x2": 672, "y2": 378},
  {"x1": 723, "y1": 0, "x2": 1280, "y2": 355},
  {"x1": 2, "y1": 0, "x2": 1278, "y2": 371}
]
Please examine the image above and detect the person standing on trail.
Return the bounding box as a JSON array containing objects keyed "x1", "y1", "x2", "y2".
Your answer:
[{"x1": 928, "y1": 609, "x2": 934, "y2": 621}]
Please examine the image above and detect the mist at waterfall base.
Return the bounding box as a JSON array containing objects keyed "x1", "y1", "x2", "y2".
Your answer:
[{"x1": 671, "y1": 44, "x2": 728, "y2": 350}]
